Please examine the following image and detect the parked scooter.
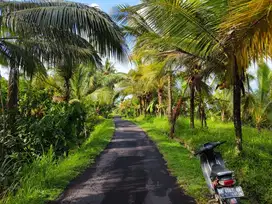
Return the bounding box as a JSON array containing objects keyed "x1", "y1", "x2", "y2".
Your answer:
[{"x1": 194, "y1": 141, "x2": 244, "y2": 204}]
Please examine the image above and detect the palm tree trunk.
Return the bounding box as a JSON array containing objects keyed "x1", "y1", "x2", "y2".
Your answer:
[
  {"x1": 0, "y1": 75, "x2": 5, "y2": 114},
  {"x1": 64, "y1": 77, "x2": 70, "y2": 102},
  {"x1": 157, "y1": 88, "x2": 163, "y2": 117},
  {"x1": 233, "y1": 56, "x2": 243, "y2": 153},
  {"x1": 202, "y1": 104, "x2": 207, "y2": 128},
  {"x1": 7, "y1": 66, "x2": 19, "y2": 129},
  {"x1": 141, "y1": 97, "x2": 145, "y2": 115},
  {"x1": 256, "y1": 123, "x2": 261, "y2": 133},
  {"x1": 221, "y1": 110, "x2": 225, "y2": 122},
  {"x1": 0, "y1": 74, "x2": 6, "y2": 131},
  {"x1": 138, "y1": 96, "x2": 143, "y2": 115},
  {"x1": 170, "y1": 95, "x2": 183, "y2": 138},
  {"x1": 143, "y1": 95, "x2": 147, "y2": 116},
  {"x1": 198, "y1": 100, "x2": 203, "y2": 127},
  {"x1": 190, "y1": 84, "x2": 195, "y2": 129},
  {"x1": 167, "y1": 72, "x2": 173, "y2": 121},
  {"x1": 167, "y1": 72, "x2": 174, "y2": 138},
  {"x1": 7, "y1": 66, "x2": 19, "y2": 110}
]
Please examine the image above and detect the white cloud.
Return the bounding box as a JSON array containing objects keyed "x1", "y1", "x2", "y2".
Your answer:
[
  {"x1": 0, "y1": 65, "x2": 9, "y2": 79},
  {"x1": 89, "y1": 3, "x2": 100, "y2": 9}
]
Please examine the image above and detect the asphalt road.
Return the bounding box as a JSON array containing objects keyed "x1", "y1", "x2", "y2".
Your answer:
[{"x1": 56, "y1": 117, "x2": 196, "y2": 204}]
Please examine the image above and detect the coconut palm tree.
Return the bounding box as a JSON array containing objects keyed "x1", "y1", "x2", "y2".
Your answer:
[
  {"x1": 70, "y1": 64, "x2": 97, "y2": 101},
  {"x1": 114, "y1": 4, "x2": 227, "y2": 137},
  {"x1": 126, "y1": 0, "x2": 270, "y2": 152},
  {"x1": 140, "y1": 62, "x2": 168, "y2": 116},
  {"x1": 103, "y1": 58, "x2": 117, "y2": 75},
  {"x1": 0, "y1": 1, "x2": 126, "y2": 111}
]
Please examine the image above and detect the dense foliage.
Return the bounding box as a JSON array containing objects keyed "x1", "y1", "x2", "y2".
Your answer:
[
  {"x1": 0, "y1": 0, "x2": 126, "y2": 198},
  {"x1": 2, "y1": 119, "x2": 114, "y2": 204},
  {"x1": 1, "y1": 79, "x2": 91, "y2": 195}
]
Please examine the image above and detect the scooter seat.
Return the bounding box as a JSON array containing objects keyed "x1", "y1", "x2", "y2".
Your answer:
[{"x1": 211, "y1": 164, "x2": 233, "y2": 177}]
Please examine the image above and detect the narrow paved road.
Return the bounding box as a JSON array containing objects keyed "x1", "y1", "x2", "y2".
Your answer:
[{"x1": 56, "y1": 117, "x2": 196, "y2": 204}]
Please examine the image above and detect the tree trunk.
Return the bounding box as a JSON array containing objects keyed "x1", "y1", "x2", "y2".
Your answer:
[
  {"x1": 167, "y1": 72, "x2": 172, "y2": 121},
  {"x1": 138, "y1": 96, "x2": 143, "y2": 115},
  {"x1": 170, "y1": 95, "x2": 183, "y2": 138},
  {"x1": 143, "y1": 95, "x2": 147, "y2": 116},
  {"x1": 198, "y1": 93, "x2": 207, "y2": 128},
  {"x1": 167, "y1": 72, "x2": 173, "y2": 138},
  {"x1": 7, "y1": 66, "x2": 19, "y2": 129},
  {"x1": 202, "y1": 104, "x2": 207, "y2": 128},
  {"x1": 190, "y1": 84, "x2": 195, "y2": 129},
  {"x1": 221, "y1": 110, "x2": 225, "y2": 122},
  {"x1": 141, "y1": 97, "x2": 145, "y2": 116},
  {"x1": 233, "y1": 55, "x2": 243, "y2": 153},
  {"x1": 0, "y1": 74, "x2": 6, "y2": 131},
  {"x1": 157, "y1": 88, "x2": 163, "y2": 117},
  {"x1": 64, "y1": 77, "x2": 70, "y2": 102},
  {"x1": 198, "y1": 100, "x2": 203, "y2": 128},
  {"x1": 256, "y1": 123, "x2": 261, "y2": 133},
  {"x1": 0, "y1": 75, "x2": 5, "y2": 114},
  {"x1": 7, "y1": 66, "x2": 19, "y2": 110}
]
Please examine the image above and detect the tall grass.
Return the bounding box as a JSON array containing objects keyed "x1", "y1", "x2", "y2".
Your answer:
[
  {"x1": 131, "y1": 116, "x2": 272, "y2": 203},
  {"x1": 1, "y1": 119, "x2": 114, "y2": 204}
]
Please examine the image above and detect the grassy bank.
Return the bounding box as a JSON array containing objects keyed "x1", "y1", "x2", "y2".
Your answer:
[
  {"x1": 131, "y1": 116, "x2": 272, "y2": 204},
  {"x1": 1, "y1": 119, "x2": 114, "y2": 204}
]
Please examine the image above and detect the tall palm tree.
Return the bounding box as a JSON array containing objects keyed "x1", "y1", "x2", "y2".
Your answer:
[
  {"x1": 0, "y1": 1, "x2": 126, "y2": 111},
  {"x1": 103, "y1": 58, "x2": 117, "y2": 75},
  {"x1": 140, "y1": 62, "x2": 167, "y2": 116},
  {"x1": 115, "y1": 4, "x2": 226, "y2": 137},
  {"x1": 127, "y1": 0, "x2": 271, "y2": 152},
  {"x1": 71, "y1": 64, "x2": 97, "y2": 101}
]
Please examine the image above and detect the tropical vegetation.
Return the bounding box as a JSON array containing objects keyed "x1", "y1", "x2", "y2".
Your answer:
[
  {"x1": 0, "y1": 1, "x2": 126, "y2": 200},
  {"x1": 0, "y1": 0, "x2": 272, "y2": 203}
]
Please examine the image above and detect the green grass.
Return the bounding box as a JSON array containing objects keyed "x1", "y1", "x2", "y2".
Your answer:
[
  {"x1": 130, "y1": 116, "x2": 272, "y2": 204},
  {"x1": 1, "y1": 119, "x2": 114, "y2": 204}
]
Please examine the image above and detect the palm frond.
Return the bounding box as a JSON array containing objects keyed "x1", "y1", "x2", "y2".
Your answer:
[
  {"x1": 1, "y1": 1, "x2": 127, "y2": 60},
  {"x1": 0, "y1": 40, "x2": 46, "y2": 77},
  {"x1": 133, "y1": 0, "x2": 222, "y2": 57},
  {"x1": 220, "y1": 0, "x2": 272, "y2": 66}
]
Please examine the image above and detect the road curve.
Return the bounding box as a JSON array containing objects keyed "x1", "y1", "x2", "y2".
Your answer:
[{"x1": 56, "y1": 117, "x2": 196, "y2": 204}]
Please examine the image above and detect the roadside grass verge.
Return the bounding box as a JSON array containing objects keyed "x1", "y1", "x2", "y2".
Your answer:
[
  {"x1": 130, "y1": 116, "x2": 272, "y2": 204},
  {"x1": 1, "y1": 119, "x2": 114, "y2": 204},
  {"x1": 175, "y1": 118, "x2": 272, "y2": 204}
]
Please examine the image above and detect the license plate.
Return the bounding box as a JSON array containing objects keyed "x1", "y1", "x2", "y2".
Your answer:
[{"x1": 217, "y1": 186, "x2": 244, "y2": 198}]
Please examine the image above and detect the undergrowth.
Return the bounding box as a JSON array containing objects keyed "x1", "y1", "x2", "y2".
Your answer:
[{"x1": 1, "y1": 119, "x2": 114, "y2": 204}]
